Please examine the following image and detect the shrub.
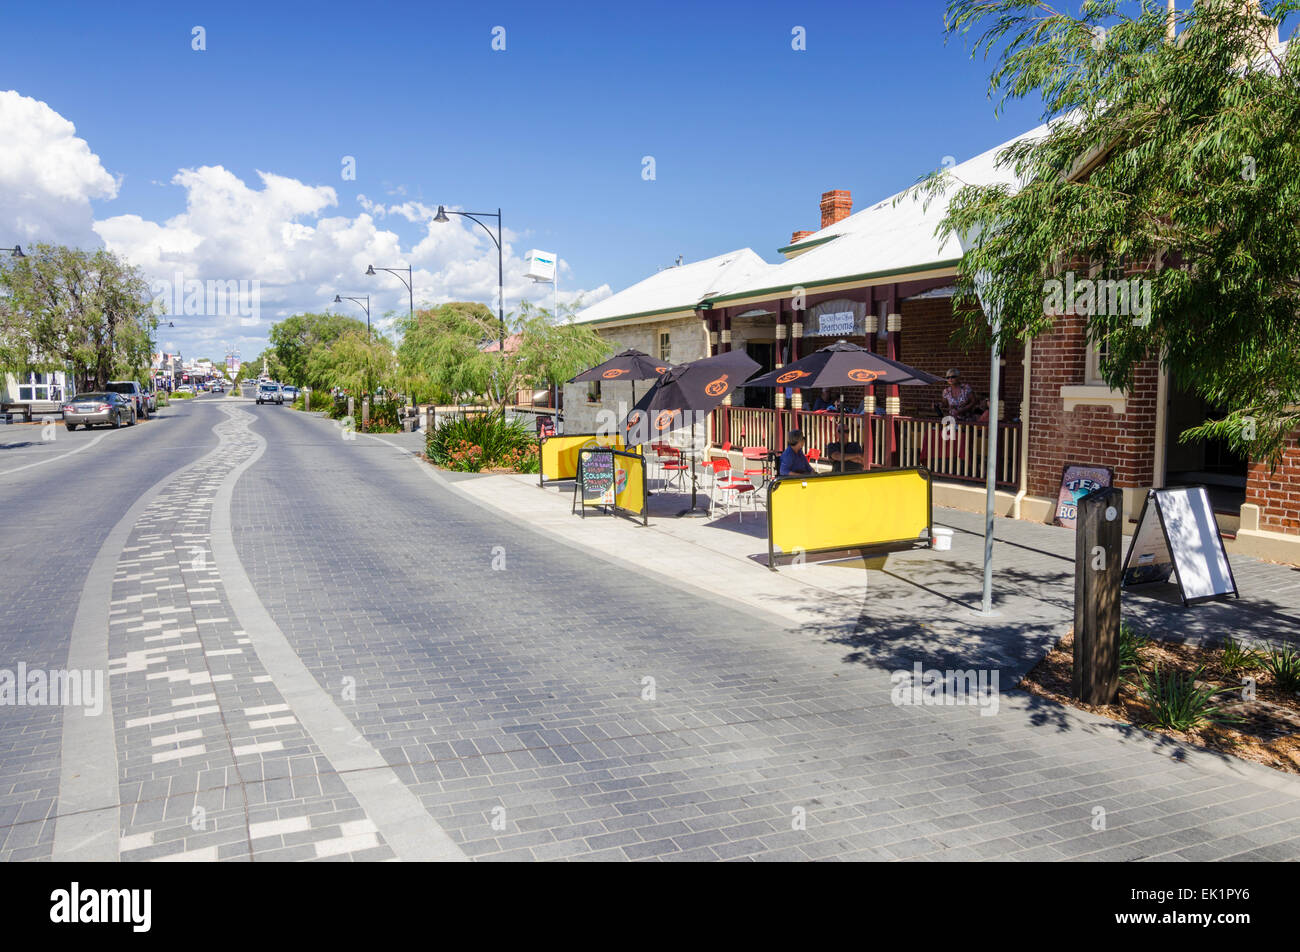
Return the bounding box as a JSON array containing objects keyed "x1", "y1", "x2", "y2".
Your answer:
[
  {"x1": 1137, "y1": 664, "x2": 1240, "y2": 732},
  {"x1": 1220, "y1": 637, "x2": 1263, "y2": 675},
  {"x1": 1118, "y1": 622, "x2": 1149, "y2": 681},
  {"x1": 1262, "y1": 643, "x2": 1300, "y2": 693},
  {"x1": 427, "y1": 413, "x2": 539, "y2": 473}
]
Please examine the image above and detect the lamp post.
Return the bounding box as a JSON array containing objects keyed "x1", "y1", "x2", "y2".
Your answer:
[
  {"x1": 433, "y1": 205, "x2": 504, "y2": 355},
  {"x1": 365, "y1": 264, "x2": 413, "y2": 321},
  {"x1": 1, "y1": 245, "x2": 25, "y2": 258},
  {"x1": 333, "y1": 294, "x2": 371, "y2": 339}
]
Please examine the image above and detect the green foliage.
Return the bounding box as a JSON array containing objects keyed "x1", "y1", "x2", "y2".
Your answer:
[
  {"x1": 1262, "y1": 642, "x2": 1300, "y2": 693},
  {"x1": 170, "y1": 390, "x2": 195, "y2": 400},
  {"x1": 1220, "y1": 636, "x2": 1264, "y2": 675},
  {"x1": 513, "y1": 300, "x2": 611, "y2": 390},
  {"x1": 1118, "y1": 622, "x2": 1150, "y2": 679},
  {"x1": 0, "y1": 242, "x2": 155, "y2": 390},
  {"x1": 916, "y1": 0, "x2": 1300, "y2": 462},
  {"x1": 1137, "y1": 664, "x2": 1240, "y2": 732},
  {"x1": 425, "y1": 413, "x2": 539, "y2": 473},
  {"x1": 304, "y1": 329, "x2": 395, "y2": 397},
  {"x1": 270, "y1": 312, "x2": 367, "y2": 388},
  {"x1": 396, "y1": 302, "x2": 502, "y2": 403}
]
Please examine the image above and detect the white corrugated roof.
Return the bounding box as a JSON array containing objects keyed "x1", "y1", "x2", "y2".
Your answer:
[
  {"x1": 572, "y1": 248, "x2": 772, "y2": 324},
  {"x1": 714, "y1": 122, "x2": 1051, "y2": 301}
]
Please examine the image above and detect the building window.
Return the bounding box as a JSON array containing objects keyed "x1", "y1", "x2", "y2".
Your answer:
[
  {"x1": 17, "y1": 371, "x2": 56, "y2": 402},
  {"x1": 658, "y1": 332, "x2": 670, "y2": 362},
  {"x1": 1085, "y1": 336, "x2": 1110, "y2": 386},
  {"x1": 587, "y1": 381, "x2": 601, "y2": 403}
]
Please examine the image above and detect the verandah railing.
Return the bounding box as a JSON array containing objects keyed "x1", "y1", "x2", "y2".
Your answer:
[{"x1": 711, "y1": 405, "x2": 1020, "y2": 488}]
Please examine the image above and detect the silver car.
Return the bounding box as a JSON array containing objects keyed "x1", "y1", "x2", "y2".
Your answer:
[
  {"x1": 62, "y1": 392, "x2": 136, "y2": 430},
  {"x1": 256, "y1": 382, "x2": 284, "y2": 405}
]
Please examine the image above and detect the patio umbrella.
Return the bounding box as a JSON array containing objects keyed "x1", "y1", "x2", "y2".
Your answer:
[
  {"x1": 569, "y1": 348, "x2": 673, "y2": 410},
  {"x1": 741, "y1": 340, "x2": 943, "y2": 390},
  {"x1": 621, "y1": 349, "x2": 760, "y2": 517}
]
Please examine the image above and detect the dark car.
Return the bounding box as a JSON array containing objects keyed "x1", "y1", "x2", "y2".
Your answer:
[
  {"x1": 105, "y1": 380, "x2": 149, "y2": 419},
  {"x1": 62, "y1": 392, "x2": 136, "y2": 430}
]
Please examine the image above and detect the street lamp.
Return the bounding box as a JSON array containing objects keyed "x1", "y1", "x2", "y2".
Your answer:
[
  {"x1": 433, "y1": 205, "x2": 504, "y2": 355},
  {"x1": 1, "y1": 245, "x2": 25, "y2": 258},
  {"x1": 333, "y1": 294, "x2": 371, "y2": 338},
  {"x1": 365, "y1": 264, "x2": 413, "y2": 322}
]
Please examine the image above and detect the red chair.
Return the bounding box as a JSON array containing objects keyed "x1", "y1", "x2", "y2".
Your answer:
[{"x1": 657, "y1": 445, "x2": 688, "y2": 491}]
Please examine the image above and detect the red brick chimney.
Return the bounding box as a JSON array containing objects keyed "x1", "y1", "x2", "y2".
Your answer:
[
  {"x1": 820, "y1": 189, "x2": 852, "y2": 229},
  {"x1": 790, "y1": 230, "x2": 814, "y2": 244}
]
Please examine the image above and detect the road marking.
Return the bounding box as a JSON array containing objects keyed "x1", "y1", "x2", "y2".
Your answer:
[
  {"x1": 211, "y1": 405, "x2": 468, "y2": 862},
  {"x1": 52, "y1": 446, "x2": 215, "y2": 861},
  {"x1": 0, "y1": 433, "x2": 105, "y2": 476}
]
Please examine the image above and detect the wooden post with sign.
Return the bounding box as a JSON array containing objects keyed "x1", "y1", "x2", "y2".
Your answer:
[{"x1": 1073, "y1": 487, "x2": 1122, "y2": 704}]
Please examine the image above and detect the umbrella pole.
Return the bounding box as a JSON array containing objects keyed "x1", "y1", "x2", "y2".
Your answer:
[{"x1": 676, "y1": 420, "x2": 708, "y2": 518}]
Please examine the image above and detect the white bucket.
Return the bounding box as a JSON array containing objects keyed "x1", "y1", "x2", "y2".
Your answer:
[{"x1": 930, "y1": 527, "x2": 953, "y2": 551}]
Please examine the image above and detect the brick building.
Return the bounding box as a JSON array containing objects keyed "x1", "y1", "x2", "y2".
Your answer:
[{"x1": 568, "y1": 121, "x2": 1299, "y2": 565}]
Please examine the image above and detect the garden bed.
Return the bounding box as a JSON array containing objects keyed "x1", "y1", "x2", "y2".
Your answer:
[{"x1": 1020, "y1": 628, "x2": 1300, "y2": 774}]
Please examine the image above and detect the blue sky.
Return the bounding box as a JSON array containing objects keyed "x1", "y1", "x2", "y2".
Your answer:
[{"x1": 0, "y1": 0, "x2": 1050, "y2": 358}]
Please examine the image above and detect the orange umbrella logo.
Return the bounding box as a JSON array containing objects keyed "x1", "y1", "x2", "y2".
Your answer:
[
  {"x1": 655, "y1": 366, "x2": 668, "y2": 374},
  {"x1": 704, "y1": 375, "x2": 729, "y2": 397},
  {"x1": 602, "y1": 368, "x2": 627, "y2": 378},
  {"x1": 777, "y1": 369, "x2": 810, "y2": 384},
  {"x1": 655, "y1": 410, "x2": 678, "y2": 431},
  {"x1": 847, "y1": 369, "x2": 881, "y2": 383}
]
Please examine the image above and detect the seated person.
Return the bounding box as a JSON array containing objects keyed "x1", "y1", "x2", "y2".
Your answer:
[
  {"x1": 811, "y1": 388, "x2": 838, "y2": 412},
  {"x1": 779, "y1": 429, "x2": 815, "y2": 476},
  {"x1": 932, "y1": 368, "x2": 976, "y2": 420}
]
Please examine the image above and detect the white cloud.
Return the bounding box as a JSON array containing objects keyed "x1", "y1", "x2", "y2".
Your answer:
[
  {"x1": 1, "y1": 93, "x2": 609, "y2": 358},
  {"x1": 0, "y1": 90, "x2": 118, "y2": 248}
]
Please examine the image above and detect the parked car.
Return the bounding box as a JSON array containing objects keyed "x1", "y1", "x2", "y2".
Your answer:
[
  {"x1": 257, "y1": 382, "x2": 284, "y2": 405},
  {"x1": 282, "y1": 385, "x2": 299, "y2": 400},
  {"x1": 142, "y1": 383, "x2": 158, "y2": 413},
  {"x1": 105, "y1": 380, "x2": 149, "y2": 419},
  {"x1": 62, "y1": 392, "x2": 136, "y2": 430}
]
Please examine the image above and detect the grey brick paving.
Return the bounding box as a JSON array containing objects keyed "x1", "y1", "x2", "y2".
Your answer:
[{"x1": 3, "y1": 397, "x2": 1299, "y2": 862}]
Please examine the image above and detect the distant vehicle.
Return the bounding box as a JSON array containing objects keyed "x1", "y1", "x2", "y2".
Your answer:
[
  {"x1": 257, "y1": 382, "x2": 284, "y2": 405},
  {"x1": 105, "y1": 380, "x2": 149, "y2": 419},
  {"x1": 62, "y1": 392, "x2": 135, "y2": 430},
  {"x1": 213, "y1": 383, "x2": 225, "y2": 393},
  {"x1": 176, "y1": 385, "x2": 194, "y2": 395},
  {"x1": 140, "y1": 382, "x2": 158, "y2": 413},
  {"x1": 282, "y1": 385, "x2": 299, "y2": 400}
]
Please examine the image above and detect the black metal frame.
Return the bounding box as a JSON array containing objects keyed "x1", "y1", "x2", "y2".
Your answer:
[
  {"x1": 539, "y1": 432, "x2": 615, "y2": 488},
  {"x1": 766, "y1": 465, "x2": 934, "y2": 571},
  {"x1": 1121, "y1": 486, "x2": 1240, "y2": 607}
]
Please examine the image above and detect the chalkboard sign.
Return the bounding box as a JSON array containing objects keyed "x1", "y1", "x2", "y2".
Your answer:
[
  {"x1": 1054, "y1": 463, "x2": 1114, "y2": 529},
  {"x1": 579, "y1": 448, "x2": 616, "y2": 507}
]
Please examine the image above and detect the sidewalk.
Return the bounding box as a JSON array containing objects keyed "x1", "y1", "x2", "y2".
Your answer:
[{"x1": 445, "y1": 470, "x2": 1300, "y2": 685}]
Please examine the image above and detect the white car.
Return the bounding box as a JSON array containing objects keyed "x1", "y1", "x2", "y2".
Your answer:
[{"x1": 257, "y1": 382, "x2": 284, "y2": 405}]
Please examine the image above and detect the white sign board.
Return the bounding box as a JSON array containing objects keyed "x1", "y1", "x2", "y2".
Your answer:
[
  {"x1": 1122, "y1": 487, "x2": 1238, "y2": 605},
  {"x1": 816, "y1": 311, "x2": 856, "y2": 337},
  {"x1": 525, "y1": 249, "x2": 556, "y2": 283}
]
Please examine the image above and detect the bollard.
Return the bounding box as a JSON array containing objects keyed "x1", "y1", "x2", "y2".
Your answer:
[
  {"x1": 1073, "y1": 486, "x2": 1122, "y2": 704},
  {"x1": 305, "y1": 388, "x2": 311, "y2": 412},
  {"x1": 347, "y1": 396, "x2": 355, "y2": 421},
  {"x1": 362, "y1": 397, "x2": 370, "y2": 430}
]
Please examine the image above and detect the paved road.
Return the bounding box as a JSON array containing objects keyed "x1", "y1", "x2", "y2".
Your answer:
[{"x1": 1, "y1": 398, "x2": 1298, "y2": 861}]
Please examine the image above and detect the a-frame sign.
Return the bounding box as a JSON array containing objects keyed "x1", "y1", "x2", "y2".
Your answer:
[{"x1": 1121, "y1": 486, "x2": 1239, "y2": 606}]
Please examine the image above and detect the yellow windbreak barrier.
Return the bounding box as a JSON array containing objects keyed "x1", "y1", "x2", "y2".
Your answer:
[
  {"x1": 613, "y1": 451, "x2": 646, "y2": 519},
  {"x1": 768, "y1": 467, "x2": 931, "y2": 568},
  {"x1": 540, "y1": 433, "x2": 626, "y2": 484}
]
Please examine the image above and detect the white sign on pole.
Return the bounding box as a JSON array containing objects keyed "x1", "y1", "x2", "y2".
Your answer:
[
  {"x1": 1121, "y1": 487, "x2": 1239, "y2": 605},
  {"x1": 525, "y1": 249, "x2": 556, "y2": 283}
]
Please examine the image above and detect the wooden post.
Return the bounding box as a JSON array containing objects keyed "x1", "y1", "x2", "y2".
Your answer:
[
  {"x1": 1073, "y1": 486, "x2": 1122, "y2": 704},
  {"x1": 305, "y1": 388, "x2": 311, "y2": 412},
  {"x1": 347, "y1": 396, "x2": 355, "y2": 421},
  {"x1": 362, "y1": 397, "x2": 370, "y2": 430}
]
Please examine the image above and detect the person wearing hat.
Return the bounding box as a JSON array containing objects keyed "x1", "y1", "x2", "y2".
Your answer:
[
  {"x1": 935, "y1": 368, "x2": 976, "y2": 420},
  {"x1": 779, "y1": 429, "x2": 815, "y2": 476}
]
